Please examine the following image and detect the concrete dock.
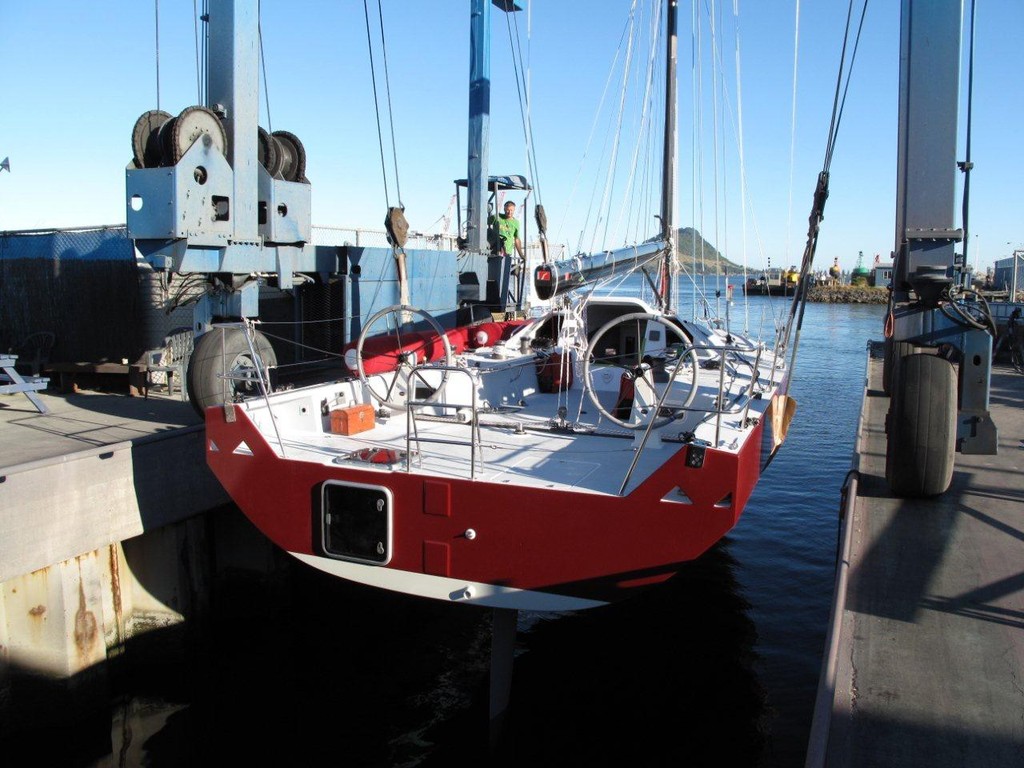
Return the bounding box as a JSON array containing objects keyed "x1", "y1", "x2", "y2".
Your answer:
[
  {"x1": 0, "y1": 385, "x2": 249, "y2": 704},
  {"x1": 0, "y1": 388, "x2": 222, "y2": 582},
  {"x1": 808, "y1": 344, "x2": 1024, "y2": 765}
]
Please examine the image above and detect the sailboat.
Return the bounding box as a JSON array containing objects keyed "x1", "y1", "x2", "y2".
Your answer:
[{"x1": 203, "y1": 0, "x2": 803, "y2": 611}]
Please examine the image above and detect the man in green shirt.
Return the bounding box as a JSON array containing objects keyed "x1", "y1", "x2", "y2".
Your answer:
[{"x1": 489, "y1": 200, "x2": 525, "y2": 261}]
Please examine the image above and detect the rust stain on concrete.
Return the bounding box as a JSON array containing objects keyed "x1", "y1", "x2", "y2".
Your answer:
[{"x1": 74, "y1": 560, "x2": 99, "y2": 656}]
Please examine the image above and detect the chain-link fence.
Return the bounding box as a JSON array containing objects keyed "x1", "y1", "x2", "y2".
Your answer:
[{"x1": 0, "y1": 226, "x2": 141, "y2": 364}]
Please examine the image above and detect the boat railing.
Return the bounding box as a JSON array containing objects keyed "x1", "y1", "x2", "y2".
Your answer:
[
  {"x1": 405, "y1": 365, "x2": 482, "y2": 480},
  {"x1": 214, "y1": 321, "x2": 288, "y2": 457},
  {"x1": 680, "y1": 342, "x2": 769, "y2": 414},
  {"x1": 619, "y1": 342, "x2": 772, "y2": 495}
]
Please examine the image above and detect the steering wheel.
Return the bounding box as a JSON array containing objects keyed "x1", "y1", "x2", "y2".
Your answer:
[
  {"x1": 583, "y1": 312, "x2": 699, "y2": 429},
  {"x1": 354, "y1": 305, "x2": 453, "y2": 408}
]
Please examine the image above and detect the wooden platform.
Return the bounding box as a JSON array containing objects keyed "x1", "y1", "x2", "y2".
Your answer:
[{"x1": 807, "y1": 343, "x2": 1024, "y2": 765}]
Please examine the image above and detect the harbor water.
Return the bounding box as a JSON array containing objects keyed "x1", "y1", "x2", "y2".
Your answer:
[{"x1": 8, "y1": 292, "x2": 882, "y2": 767}]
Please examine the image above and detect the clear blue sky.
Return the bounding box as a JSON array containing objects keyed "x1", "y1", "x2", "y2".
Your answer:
[{"x1": 0, "y1": 1, "x2": 1020, "y2": 271}]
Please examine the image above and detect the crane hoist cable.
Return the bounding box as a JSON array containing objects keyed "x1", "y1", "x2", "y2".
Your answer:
[
  {"x1": 362, "y1": 0, "x2": 409, "y2": 305},
  {"x1": 362, "y1": 0, "x2": 404, "y2": 211}
]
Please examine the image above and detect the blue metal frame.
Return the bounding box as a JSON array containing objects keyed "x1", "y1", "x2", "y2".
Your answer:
[
  {"x1": 893, "y1": 0, "x2": 963, "y2": 294},
  {"x1": 891, "y1": 0, "x2": 996, "y2": 455},
  {"x1": 125, "y1": 0, "x2": 531, "y2": 353},
  {"x1": 465, "y1": 0, "x2": 492, "y2": 255}
]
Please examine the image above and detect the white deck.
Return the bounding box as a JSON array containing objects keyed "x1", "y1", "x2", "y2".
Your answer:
[{"x1": 236, "y1": 331, "x2": 780, "y2": 496}]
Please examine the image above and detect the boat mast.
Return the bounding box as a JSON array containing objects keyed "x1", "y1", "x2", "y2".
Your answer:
[{"x1": 660, "y1": 0, "x2": 679, "y2": 313}]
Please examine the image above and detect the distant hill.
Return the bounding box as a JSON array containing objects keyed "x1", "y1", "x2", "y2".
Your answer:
[{"x1": 675, "y1": 227, "x2": 745, "y2": 275}]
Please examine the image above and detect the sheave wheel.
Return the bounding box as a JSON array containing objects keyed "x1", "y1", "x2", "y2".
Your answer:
[
  {"x1": 885, "y1": 353, "x2": 956, "y2": 497},
  {"x1": 187, "y1": 327, "x2": 277, "y2": 414}
]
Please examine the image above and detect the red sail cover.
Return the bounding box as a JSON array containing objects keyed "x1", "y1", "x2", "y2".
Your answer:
[{"x1": 344, "y1": 320, "x2": 528, "y2": 375}]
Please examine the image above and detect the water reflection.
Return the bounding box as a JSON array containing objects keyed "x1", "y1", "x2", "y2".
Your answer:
[{"x1": 102, "y1": 541, "x2": 765, "y2": 767}]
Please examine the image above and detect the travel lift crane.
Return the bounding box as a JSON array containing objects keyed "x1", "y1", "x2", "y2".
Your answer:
[
  {"x1": 126, "y1": 0, "x2": 317, "y2": 412},
  {"x1": 127, "y1": 0, "x2": 529, "y2": 747},
  {"x1": 126, "y1": 0, "x2": 531, "y2": 414},
  {"x1": 884, "y1": 0, "x2": 997, "y2": 497}
]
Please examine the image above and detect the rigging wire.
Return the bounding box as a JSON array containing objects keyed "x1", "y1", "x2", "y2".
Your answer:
[
  {"x1": 690, "y1": 0, "x2": 699, "y2": 319},
  {"x1": 707, "y1": 0, "x2": 724, "y2": 322},
  {"x1": 716, "y1": 0, "x2": 740, "y2": 331},
  {"x1": 592, "y1": 1, "x2": 642, "y2": 254},
  {"x1": 823, "y1": 0, "x2": 864, "y2": 171},
  {"x1": 698, "y1": 0, "x2": 778, "y2": 333},
  {"x1": 504, "y1": 5, "x2": 543, "y2": 207},
  {"x1": 427, "y1": 195, "x2": 458, "y2": 236},
  {"x1": 694, "y1": 1, "x2": 707, "y2": 306},
  {"x1": 612, "y1": 2, "x2": 663, "y2": 245},
  {"x1": 555, "y1": 19, "x2": 631, "y2": 247},
  {"x1": 724, "y1": 2, "x2": 749, "y2": 333},
  {"x1": 577, "y1": 64, "x2": 624, "y2": 252},
  {"x1": 781, "y1": 0, "x2": 871, "y2": 392}
]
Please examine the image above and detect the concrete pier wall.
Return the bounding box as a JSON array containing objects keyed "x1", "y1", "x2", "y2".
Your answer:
[{"x1": 0, "y1": 421, "x2": 283, "y2": 734}]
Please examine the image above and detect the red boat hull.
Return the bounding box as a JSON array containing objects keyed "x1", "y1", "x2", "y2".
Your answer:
[{"x1": 206, "y1": 401, "x2": 771, "y2": 607}]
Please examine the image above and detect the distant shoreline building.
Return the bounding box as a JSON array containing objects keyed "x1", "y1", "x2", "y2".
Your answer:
[
  {"x1": 870, "y1": 253, "x2": 893, "y2": 288},
  {"x1": 993, "y1": 250, "x2": 1024, "y2": 294}
]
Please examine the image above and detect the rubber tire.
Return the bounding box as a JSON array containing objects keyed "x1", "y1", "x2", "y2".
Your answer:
[
  {"x1": 885, "y1": 353, "x2": 956, "y2": 497},
  {"x1": 187, "y1": 327, "x2": 277, "y2": 414},
  {"x1": 883, "y1": 340, "x2": 916, "y2": 396}
]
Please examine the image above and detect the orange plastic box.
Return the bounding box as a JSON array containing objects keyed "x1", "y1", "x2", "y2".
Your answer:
[{"x1": 330, "y1": 404, "x2": 375, "y2": 436}]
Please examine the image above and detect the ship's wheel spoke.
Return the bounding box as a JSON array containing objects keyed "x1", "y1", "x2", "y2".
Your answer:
[
  {"x1": 583, "y1": 312, "x2": 699, "y2": 430},
  {"x1": 355, "y1": 305, "x2": 453, "y2": 409}
]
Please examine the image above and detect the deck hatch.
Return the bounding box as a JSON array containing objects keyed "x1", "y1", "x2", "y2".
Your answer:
[{"x1": 321, "y1": 481, "x2": 393, "y2": 565}]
